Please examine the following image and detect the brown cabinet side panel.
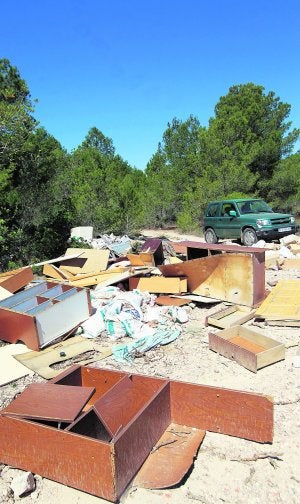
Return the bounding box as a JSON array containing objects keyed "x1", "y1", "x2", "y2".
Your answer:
[
  {"x1": 0, "y1": 415, "x2": 116, "y2": 501},
  {"x1": 0, "y1": 309, "x2": 39, "y2": 350},
  {"x1": 170, "y1": 381, "x2": 273, "y2": 443},
  {"x1": 114, "y1": 383, "x2": 171, "y2": 499}
]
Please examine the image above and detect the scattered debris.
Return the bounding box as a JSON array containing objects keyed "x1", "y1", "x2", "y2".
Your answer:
[{"x1": 10, "y1": 471, "x2": 35, "y2": 497}]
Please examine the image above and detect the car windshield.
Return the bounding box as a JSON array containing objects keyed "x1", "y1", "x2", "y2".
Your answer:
[{"x1": 237, "y1": 200, "x2": 273, "y2": 214}]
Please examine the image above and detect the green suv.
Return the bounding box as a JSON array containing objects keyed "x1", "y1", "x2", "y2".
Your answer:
[{"x1": 203, "y1": 198, "x2": 298, "y2": 246}]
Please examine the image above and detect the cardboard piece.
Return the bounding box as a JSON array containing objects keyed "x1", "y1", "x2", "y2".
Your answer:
[{"x1": 0, "y1": 344, "x2": 34, "y2": 386}]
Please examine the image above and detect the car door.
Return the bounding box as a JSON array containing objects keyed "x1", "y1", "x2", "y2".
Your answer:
[{"x1": 217, "y1": 203, "x2": 238, "y2": 239}]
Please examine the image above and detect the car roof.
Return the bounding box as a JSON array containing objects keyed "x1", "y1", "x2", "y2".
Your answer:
[{"x1": 208, "y1": 198, "x2": 262, "y2": 204}]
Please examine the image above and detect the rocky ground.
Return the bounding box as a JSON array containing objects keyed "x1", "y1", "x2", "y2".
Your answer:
[{"x1": 0, "y1": 232, "x2": 299, "y2": 504}]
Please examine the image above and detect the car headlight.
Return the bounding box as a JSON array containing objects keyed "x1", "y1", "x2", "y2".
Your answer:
[
  {"x1": 290, "y1": 217, "x2": 295, "y2": 224},
  {"x1": 256, "y1": 219, "x2": 271, "y2": 227}
]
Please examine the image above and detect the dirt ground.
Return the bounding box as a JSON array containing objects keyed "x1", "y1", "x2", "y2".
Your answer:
[{"x1": 0, "y1": 231, "x2": 299, "y2": 504}]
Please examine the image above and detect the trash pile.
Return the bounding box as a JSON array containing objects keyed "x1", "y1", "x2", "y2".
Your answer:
[{"x1": 0, "y1": 226, "x2": 299, "y2": 501}]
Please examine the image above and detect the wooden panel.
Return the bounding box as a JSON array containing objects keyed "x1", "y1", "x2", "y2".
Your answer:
[
  {"x1": 134, "y1": 423, "x2": 206, "y2": 489},
  {"x1": 256, "y1": 279, "x2": 300, "y2": 320},
  {"x1": 1, "y1": 383, "x2": 95, "y2": 423},
  {"x1": 63, "y1": 248, "x2": 110, "y2": 274},
  {"x1": 0, "y1": 415, "x2": 115, "y2": 501},
  {"x1": 129, "y1": 276, "x2": 187, "y2": 294},
  {"x1": 94, "y1": 375, "x2": 168, "y2": 436},
  {"x1": 0, "y1": 267, "x2": 34, "y2": 293},
  {"x1": 170, "y1": 380, "x2": 273, "y2": 443},
  {"x1": 0, "y1": 308, "x2": 39, "y2": 349},
  {"x1": 155, "y1": 295, "x2": 190, "y2": 306},
  {"x1": 113, "y1": 382, "x2": 171, "y2": 499},
  {"x1": 43, "y1": 263, "x2": 73, "y2": 280},
  {"x1": 141, "y1": 238, "x2": 164, "y2": 265},
  {"x1": 205, "y1": 305, "x2": 256, "y2": 328},
  {"x1": 282, "y1": 259, "x2": 300, "y2": 270},
  {"x1": 159, "y1": 254, "x2": 263, "y2": 306},
  {"x1": 66, "y1": 408, "x2": 112, "y2": 442}
]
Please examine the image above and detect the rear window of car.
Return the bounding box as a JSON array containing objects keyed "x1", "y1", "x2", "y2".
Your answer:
[{"x1": 206, "y1": 203, "x2": 219, "y2": 217}]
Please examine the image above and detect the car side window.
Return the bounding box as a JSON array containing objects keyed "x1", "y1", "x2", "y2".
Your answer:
[
  {"x1": 221, "y1": 203, "x2": 235, "y2": 216},
  {"x1": 206, "y1": 203, "x2": 219, "y2": 217}
]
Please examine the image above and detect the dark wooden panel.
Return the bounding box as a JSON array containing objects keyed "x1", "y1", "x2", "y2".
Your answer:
[
  {"x1": 170, "y1": 381, "x2": 273, "y2": 443},
  {"x1": 0, "y1": 267, "x2": 34, "y2": 293},
  {"x1": 0, "y1": 415, "x2": 115, "y2": 501},
  {"x1": 1, "y1": 383, "x2": 95, "y2": 423},
  {"x1": 113, "y1": 382, "x2": 171, "y2": 499},
  {"x1": 94, "y1": 375, "x2": 168, "y2": 436},
  {"x1": 66, "y1": 408, "x2": 112, "y2": 442},
  {"x1": 49, "y1": 364, "x2": 83, "y2": 386},
  {"x1": 81, "y1": 366, "x2": 126, "y2": 405},
  {"x1": 0, "y1": 308, "x2": 39, "y2": 349},
  {"x1": 134, "y1": 423, "x2": 206, "y2": 489}
]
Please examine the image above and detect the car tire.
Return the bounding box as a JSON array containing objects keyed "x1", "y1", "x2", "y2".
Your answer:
[
  {"x1": 242, "y1": 227, "x2": 257, "y2": 246},
  {"x1": 204, "y1": 228, "x2": 218, "y2": 244}
]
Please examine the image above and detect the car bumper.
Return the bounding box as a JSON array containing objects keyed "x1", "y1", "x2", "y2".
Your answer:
[{"x1": 256, "y1": 225, "x2": 299, "y2": 240}]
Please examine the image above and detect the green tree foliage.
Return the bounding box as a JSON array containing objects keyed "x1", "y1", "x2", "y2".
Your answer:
[
  {"x1": 81, "y1": 127, "x2": 115, "y2": 157},
  {"x1": 268, "y1": 153, "x2": 300, "y2": 213}
]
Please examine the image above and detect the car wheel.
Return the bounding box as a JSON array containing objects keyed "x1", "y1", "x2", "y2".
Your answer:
[
  {"x1": 242, "y1": 227, "x2": 257, "y2": 246},
  {"x1": 204, "y1": 228, "x2": 218, "y2": 244}
]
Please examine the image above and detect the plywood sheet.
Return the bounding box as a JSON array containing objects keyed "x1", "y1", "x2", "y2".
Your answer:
[
  {"x1": 159, "y1": 255, "x2": 258, "y2": 306},
  {"x1": 129, "y1": 276, "x2": 187, "y2": 294},
  {"x1": 0, "y1": 267, "x2": 34, "y2": 293},
  {"x1": 134, "y1": 423, "x2": 205, "y2": 489},
  {"x1": 255, "y1": 279, "x2": 300, "y2": 320},
  {"x1": 0, "y1": 344, "x2": 34, "y2": 386},
  {"x1": 63, "y1": 248, "x2": 110, "y2": 274},
  {"x1": 1, "y1": 383, "x2": 95, "y2": 423}
]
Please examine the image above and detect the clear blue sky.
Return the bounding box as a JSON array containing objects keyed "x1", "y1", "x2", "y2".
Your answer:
[{"x1": 1, "y1": 0, "x2": 300, "y2": 169}]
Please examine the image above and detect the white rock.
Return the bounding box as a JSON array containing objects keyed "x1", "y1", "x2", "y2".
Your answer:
[
  {"x1": 279, "y1": 234, "x2": 300, "y2": 246},
  {"x1": 10, "y1": 471, "x2": 35, "y2": 497}
]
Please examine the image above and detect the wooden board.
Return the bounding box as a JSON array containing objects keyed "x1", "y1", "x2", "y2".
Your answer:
[
  {"x1": 159, "y1": 254, "x2": 265, "y2": 306},
  {"x1": 0, "y1": 267, "x2": 34, "y2": 293},
  {"x1": 62, "y1": 248, "x2": 110, "y2": 274},
  {"x1": 129, "y1": 276, "x2": 187, "y2": 294},
  {"x1": 43, "y1": 263, "x2": 73, "y2": 280},
  {"x1": 206, "y1": 305, "x2": 256, "y2": 328},
  {"x1": 209, "y1": 325, "x2": 285, "y2": 372},
  {"x1": 170, "y1": 380, "x2": 273, "y2": 443},
  {"x1": 15, "y1": 336, "x2": 112, "y2": 379},
  {"x1": 134, "y1": 423, "x2": 206, "y2": 489},
  {"x1": 255, "y1": 279, "x2": 300, "y2": 321},
  {"x1": 1, "y1": 383, "x2": 95, "y2": 423},
  {"x1": 155, "y1": 295, "x2": 190, "y2": 306},
  {"x1": 0, "y1": 344, "x2": 34, "y2": 386}
]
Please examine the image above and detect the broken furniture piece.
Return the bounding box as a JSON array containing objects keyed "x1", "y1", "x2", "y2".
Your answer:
[
  {"x1": 0, "y1": 365, "x2": 273, "y2": 501},
  {"x1": 159, "y1": 247, "x2": 265, "y2": 306},
  {"x1": 0, "y1": 281, "x2": 91, "y2": 350},
  {"x1": 255, "y1": 279, "x2": 300, "y2": 326},
  {"x1": 209, "y1": 325, "x2": 285, "y2": 372},
  {"x1": 0, "y1": 267, "x2": 34, "y2": 294},
  {"x1": 129, "y1": 275, "x2": 187, "y2": 294},
  {"x1": 206, "y1": 305, "x2": 256, "y2": 329}
]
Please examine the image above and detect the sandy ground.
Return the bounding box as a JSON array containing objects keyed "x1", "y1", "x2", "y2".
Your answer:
[{"x1": 0, "y1": 232, "x2": 299, "y2": 504}]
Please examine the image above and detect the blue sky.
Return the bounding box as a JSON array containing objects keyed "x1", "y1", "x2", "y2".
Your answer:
[{"x1": 1, "y1": 0, "x2": 299, "y2": 169}]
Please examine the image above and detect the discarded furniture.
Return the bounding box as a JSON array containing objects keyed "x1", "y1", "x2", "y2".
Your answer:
[
  {"x1": 209, "y1": 325, "x2": 285, "y2": 372},
  {"x1": 255, "y1": 279, "x2": 300, "y2": 326},
  {"x1": 141, "y1": 238, "x2": 164, "y2": 265},
  {"x1": 0, "y1": 281, "x2": 91, "y2": 350},
  {"x1": 159, "y1": 252, "x2": 265, "y2": 306},
  {"x1": 0, "y1": 365, "x2": 273, "y2": 501},
  {"x1": 0, "y1": 267, "x2": 34, "y2": 293},
  {"x1": 206, "y1": 305, "x2": 256, "y2": 329}
]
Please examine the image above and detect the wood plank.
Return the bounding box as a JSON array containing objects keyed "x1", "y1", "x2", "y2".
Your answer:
[
  {"x1": 206, "y1": 305, "x2": 256, "y2": 328},
  {"x1": 170, "y1": 380, "x2": 273, "y2": 442},
  {"x1": 134, "y1": 423, "x2": 205, "y2": 489},
  {"x1": 129, "y1": 276, "x2": 187, "y2": 294},
  {"x1": 43, "y1": 263, "x2": 73, "y2": 280},
  {"x1": 1, "y1": 383, "x2": 95, "y2": 423}
]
